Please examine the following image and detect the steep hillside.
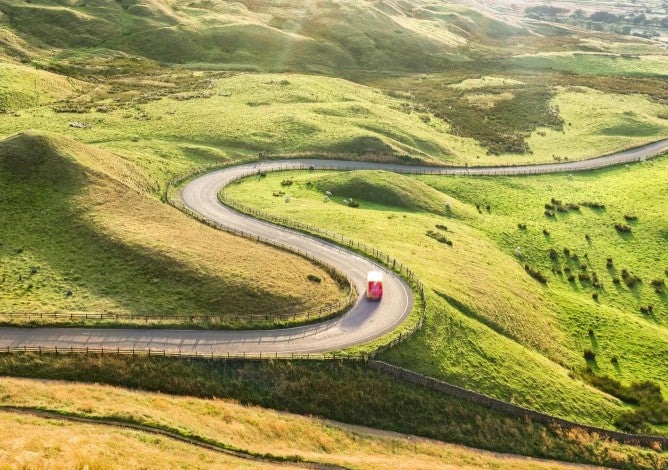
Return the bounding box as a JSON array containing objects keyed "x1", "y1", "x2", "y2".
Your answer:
[
  {"x1": 0, "y1": 132, "x2": 345, "y2": 324},
  {"x1": 0, "y1": 0, "x2": 526, "y2": 71},
  {"x1": 0, "y1": 411, "x2": 279, "y2": 469},
  {"x1": 226, "y1": 158, "x2": 668, "y2": 434}
]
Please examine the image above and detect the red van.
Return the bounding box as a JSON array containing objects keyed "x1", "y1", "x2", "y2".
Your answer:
[{"x1": 366, "y1": 271, "x2": 383, "y2": 300}]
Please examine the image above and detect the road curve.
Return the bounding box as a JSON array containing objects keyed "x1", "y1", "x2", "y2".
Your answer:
[{"x1": 0, "y1": 139, "x2": 666, "y2": 355}]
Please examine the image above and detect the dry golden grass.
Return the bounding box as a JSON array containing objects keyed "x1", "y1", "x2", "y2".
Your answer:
[
  {"x1": 0, "y1": 377, "x2": 591, "y2": 469},
  {"x1": 0, "y1": 411, "x2": 285, "y2": 469}
]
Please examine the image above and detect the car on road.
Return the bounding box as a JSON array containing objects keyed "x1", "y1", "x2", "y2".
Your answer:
[{"x1": 366, "y1": 271, "x2": 383, "y2": 300}]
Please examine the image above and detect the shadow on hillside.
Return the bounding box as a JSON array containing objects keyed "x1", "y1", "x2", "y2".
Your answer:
[{"x1": 0, "y1": 139, "x2": 314, "y2": 318}]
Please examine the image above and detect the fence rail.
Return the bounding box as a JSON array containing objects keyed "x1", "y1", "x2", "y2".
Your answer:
[
  {"x1": 0, "y1": 292, "x2": 354, "y2": 324},
  {"x1": 0, "y1": 346, "x2": 367, "y2": 361}
]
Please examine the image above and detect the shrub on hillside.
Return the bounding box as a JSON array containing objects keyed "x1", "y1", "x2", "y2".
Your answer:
[
  {"x1": 525, "y1": 264, "x2": 547, "y2": 283},
  {"x1": 426, "y1": 230, "x2": 452, "y2": 246},
  {"x1": 650, "y1": 277, "x2": 666, "y2": 287},
  {"x1": 614, "y1": 412, "x2": 651, "y2": 434},
  {"x1": 621, "y1": 269, "x2": 641, "y2": 288},
  {"x1": 650, "y1": 278, "x2": 665, "y2": 291},
  {"x1": 615, "y1": 223, "x2": 632, "y2": 233},
  {"x1": 581, "y1": 201, "x2": 606, "y2": 209},
  {"x1": 583, "y1": 349, "x2": 596, "y2": 361}
]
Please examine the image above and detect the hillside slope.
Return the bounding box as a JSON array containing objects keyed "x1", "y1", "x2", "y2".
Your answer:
[
  {"x1": 0, "y1": 131, "x2": 345, "y2": 322},
  {"x1": 0, "y1": 63, "x2": 83, "y2": 111},
  {"x1": 1, "y1": 375, "x2": 661, "y2": 469},
  {"x1": 0, "y1": 0, "x2": 526, "y2": 70}
]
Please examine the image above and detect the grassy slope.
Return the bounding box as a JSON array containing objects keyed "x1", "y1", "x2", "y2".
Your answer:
[
  {"x1": 0, "y1": 63, "x2": 83, "y2": 110},
  {"x1": 366, "y1": 71, "x2": 668, "y2": 161},
  {"x1": 0, "y1": 131, "x2": 344, "y2": 323},
  {"x1": 1, "y1": 68, "x2": 664, "y2": 174},
  {"x1": 0, "y1": 411, "x2": 277, "y2": 469},
  {"x1": 0, "y1": 376, "x2": 597, "y2": 470},
  {"x1": 505, "y1": 53, "x2": 668, "y2": 78},
  {"x1": 0, "y1": 0, "x2": 665, "y2": 167},
  {"x1": 527, "y1": 87, "x2": 668, "y2": 160},
  {"x1": 0, "y1": 0, "x2": 524, "y2": 71},
  {"x1": 0, "y1": 72, "x2": 489, "y2": 169},
  {"x1": 418, "y1": 157, "x2": 668, "y2": 386},
  {"x1": 0, "y1": 355, "x2": 664, "y2": 470},
  {"x1": 225, "y1": 158, "x2": 667, "y2": 430}
]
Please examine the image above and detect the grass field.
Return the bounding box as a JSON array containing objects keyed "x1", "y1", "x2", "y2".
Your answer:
[
  {"x1": 225, "y1": 156, "x2": 668, "y2": 432},
  {"x1": 0, "y1": 131, "x2": 346, "y2": 326},
  {"x1": 0, "y1": 355, "x2": 664, "y2": 470},
  {"x1": 0, "y1": 411, "x2": 278, "y2": 469},
  {"x1": 1, "y1": 0, "x2": 668, "y2": 464},
  {"x1": 505, "y1": 53, "x2": 668, "y2": 78},
  {"x1": 0, "y1": 63, "x2": 84, "y2": 111},
  {"x1": 0, "y1": 0, "x2": 516, "y2": 72},
  {"x1": 0, "y1": 376, "x2": 612, "y2": 470},
  {"x1": 0, "y1": 71, "x2": 490, "y2": 170},
  {"x1": 366, "y1": 72, "x2": 667, "y2": 160},
  {"x1": 0, "y1": 67, "x2": 664, "y2": 175}
]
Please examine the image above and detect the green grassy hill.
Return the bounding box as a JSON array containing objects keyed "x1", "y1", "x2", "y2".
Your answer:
[
  {"x1": 0, "y1": 131, "x2": 345, "y2": 325},
  {"x1": 314, "y1": 170, "x2": 455, "y2": 214},
  {"x1": 0, "y1": 63, "x2": 82, "y2": 111},
  {"x1": 225, "y1": 157, "x2": 668, "y2": 434},
  {"x1": 1, "y1": 357, "x2": 665, "y2": 469},
  {"x1": 0, "y1": 0, "x2": 525, "y2": 71},
  {"x1": 1, "y1": 0, "x2": 667, "y2": 465}
]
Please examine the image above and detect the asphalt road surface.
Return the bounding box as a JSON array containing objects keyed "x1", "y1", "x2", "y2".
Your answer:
[{"x1": 0, "y1": 139, "x2": 665, "y2": 355}]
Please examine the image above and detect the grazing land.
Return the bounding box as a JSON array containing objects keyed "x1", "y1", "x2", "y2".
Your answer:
[
  {"x1": 0, "y1": 376, "x2": 613, "y2": 470},
  {"x1": 0, "y1": 131, "x2": 346, "y2": 326},
  {"x1": 0, "y1": 0, "x2": 667, "y2": 466},
  {"x1": 225, "y1": 155, "x2": 668, "y2": 434}
]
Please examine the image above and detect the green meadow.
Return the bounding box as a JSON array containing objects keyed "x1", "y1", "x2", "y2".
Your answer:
[
  {"x1": 225, "y1": 156, "x2": 668, "y2": 432},
  {"x1": 1, "y1": 0, "x2": 668, "y2": 464},
  {"x1": 0, "y1": 132, "x2": 345, "y2": 326}
]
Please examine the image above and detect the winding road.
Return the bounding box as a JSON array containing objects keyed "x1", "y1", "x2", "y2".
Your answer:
[{"x1": 0, "y1": 139, "x2": 666, "y2": 355}]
